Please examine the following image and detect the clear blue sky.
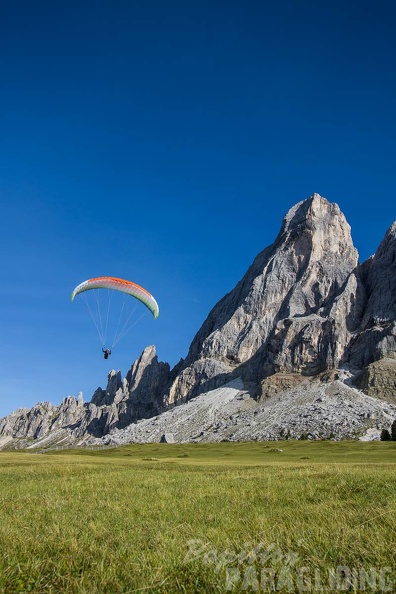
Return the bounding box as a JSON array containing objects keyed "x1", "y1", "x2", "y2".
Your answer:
[{"x1": 1, "y1": 0, "x2": 395, "y2": 417}]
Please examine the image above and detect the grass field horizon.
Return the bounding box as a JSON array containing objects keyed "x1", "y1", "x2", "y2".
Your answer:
[{"x1": 0, "y1": 441, "x2": 395, "y2": 593}]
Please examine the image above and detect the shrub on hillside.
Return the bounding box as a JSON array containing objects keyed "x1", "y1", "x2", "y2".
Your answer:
[
  {"x1": 380, "y1": 429, "x2": 391, "y2": 441},
  {"x1": 391, "y1": 420, "x2": 396, "y2": 441}
]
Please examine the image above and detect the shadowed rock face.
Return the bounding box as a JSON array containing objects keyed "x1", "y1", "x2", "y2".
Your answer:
[
  {"x1": 347, "y1": 222, "x2": 396, "y2": 368},
  {"x1": 353, "y1": 358, "x2": 396, "y2": 404},
  {"x1": 0, "y1": 346, "x2": 171, "y2": 443},
  {"x1": 1, "y1": 193, "x2": 395, "y2": 447}
]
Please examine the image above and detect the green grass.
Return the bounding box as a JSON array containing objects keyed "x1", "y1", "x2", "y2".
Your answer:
[{"x1": 0, "y1": 441, "x2": 395, "y2": 593}]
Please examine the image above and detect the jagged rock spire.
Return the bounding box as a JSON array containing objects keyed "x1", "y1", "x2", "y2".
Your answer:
[
  {"x1": 167, "y1": 194, "x2": 359, "y2": 402},
  {"x1": 1, "y1": 194, "x2": 395, "y2": 447}
]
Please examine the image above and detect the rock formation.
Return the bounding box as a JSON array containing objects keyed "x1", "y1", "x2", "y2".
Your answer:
[
  {"x1": 353, "y1": 358, "x2": 396, "y2": 404},
  {"x1": 93, "y1": 377, "x2": 396, "y2": 446},
  {"x1": 347, "y1": 221, "x2": 396, "y2": 368},
  {"x1": 0, "y1": 346, "x2": 170, "y2": 447},
  {"x1": 166, "y1": 194, "x2": 366, "y2": 403},
  {"x1": 1, "y1": 193, "x2": 395, "y2": 448}
]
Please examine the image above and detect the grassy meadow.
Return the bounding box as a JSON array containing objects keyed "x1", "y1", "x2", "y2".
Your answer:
[{"x1": 0, "y1": 441, "x2": 395, "y2": 593}]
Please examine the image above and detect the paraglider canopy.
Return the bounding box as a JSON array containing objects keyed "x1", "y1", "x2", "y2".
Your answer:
[
  {"x1": 71, "y1": 276, "x2": 159, "y2": 353},
  {"x1": 71, "y1": 276, "x2": 159, "y2": 318}
]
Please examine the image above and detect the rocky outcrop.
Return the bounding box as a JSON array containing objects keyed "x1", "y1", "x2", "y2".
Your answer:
[
  {"x1": 93, "y1": 376, "x2": 396, "y2": 445},
  {"x1": 353, "y1": 358, "x2": 396, "y2": 404},
  {"x1": 118, "y1": 345, "x2": 171, "y2": 427},
  {"x1": 166, "y1": 194, "x2": 363, "y2": 403},
  {"x1": 1, "y1": 193, "x2": 395, "y2": 448},
  {"x1": 91, "y1": 371, "x2": 122, "y2": 406},
  {"x1": 259, "y1": 373, "x2": 306, "y2": 400},
  {"x1": 347, "y1": 222, "x2": 396, "y2": 368},
  {"x1": 166, "y1": 194, "x2": 395, "y2": 406},
  {"x1": 0, "y1": 346, "x2": 170, "y2": 447},
  {"x1": 0, "y1": 394, "x2": 86, "y2": 442}
]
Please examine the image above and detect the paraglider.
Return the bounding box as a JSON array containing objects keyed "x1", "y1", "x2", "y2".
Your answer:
[
  {"x1": 71, "y1": 276, "x2": 159, "y2": 356},
  {"x1": 102, "y1": 348, "x2": 111, "y2": 359}
]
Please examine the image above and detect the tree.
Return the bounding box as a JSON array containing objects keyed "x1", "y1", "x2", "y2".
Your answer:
[
  {"x1": 380, "y1": 429, "x2": 391, "y2": 441},
  {"x1": 391, "y1": 420, "x2": 396, "y2": 442}
]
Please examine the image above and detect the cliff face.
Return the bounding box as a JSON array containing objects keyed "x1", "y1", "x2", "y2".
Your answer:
[
  {"x1": 166, "y1": 194, "x2": 365, "y2": 403},
  {"x1": 1, "y1": 193, "x2": 395, "y2": 448},
  {"x1": 0, "y1": 346, "x2": 170, "y2": 446},
  {"x1": 353, "y1": 358, "x2": 396, "y2": 404},
  {"x1": 348, "y1": 222, "x2": 396, "y2": 368}
]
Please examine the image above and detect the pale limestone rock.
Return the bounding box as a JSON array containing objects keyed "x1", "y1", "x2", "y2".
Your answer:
[
  {"x1": 0, "y1": 346, "x2": 170, "y2": 446},
  {"x1": 1, "y1": 194, "x2": 395, "y2": 449},
  {"x1": 117, "y1": 345, "x2": 171, "y2": 427},
  {"x1": 166, "y1": 194, "x2": 359, "y2": 403},
  {"x1": 93, "y1": 377, "x2": 396, "y2": 445}
]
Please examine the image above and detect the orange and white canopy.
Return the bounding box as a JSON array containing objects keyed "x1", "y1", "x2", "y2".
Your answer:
[{"x1": 71, "y1": 276, "x2": 159, "y2": 319}]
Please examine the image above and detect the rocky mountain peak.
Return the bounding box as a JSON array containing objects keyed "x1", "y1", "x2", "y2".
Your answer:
[
  {"x1": 347, "y1": 219, "x2": 396, "y2": 368},
  {"x1": 384, "y1": 220, "x2": 396, "y2": 239},
  {"x1": 1, "y1": 193, "x2": 395, "y2": 448},
  {"x1": 166, "y1": 193, "x2": 359, "y2": 403},
  {"x1": 362, "y1": 219, "x2": 396, "y2": 324},
  {"x1": 279, "y1": 193, "x2": 357, "y2": 268},
  {"x1": 282, "y1": 193, "x2": 343, "y2": 230}
]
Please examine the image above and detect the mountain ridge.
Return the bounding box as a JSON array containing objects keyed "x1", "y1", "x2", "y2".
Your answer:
[{"x1": 1, "y1": 193, "x2": 395, "y2": 449}]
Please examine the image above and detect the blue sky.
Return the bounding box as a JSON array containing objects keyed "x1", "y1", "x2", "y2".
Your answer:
[{"x1": 1, "y1": 0, "x2": 395, "y2": 418}]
